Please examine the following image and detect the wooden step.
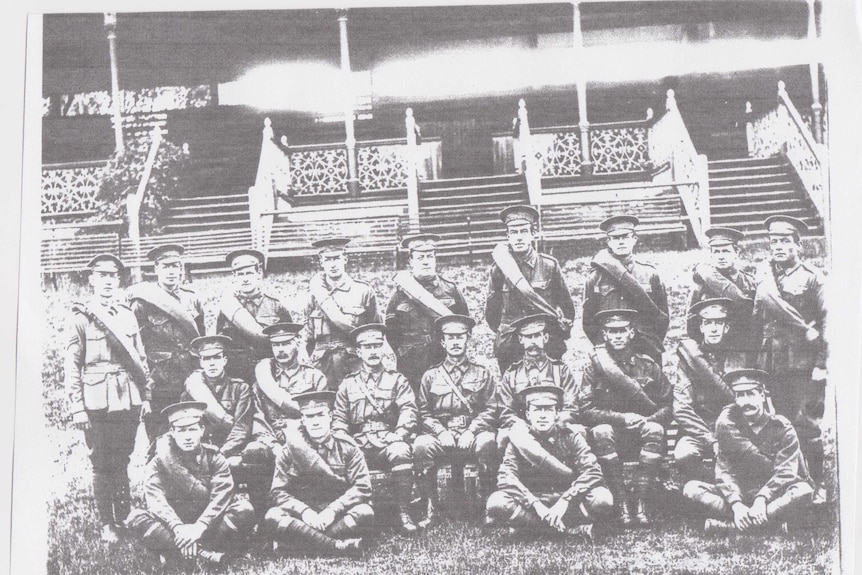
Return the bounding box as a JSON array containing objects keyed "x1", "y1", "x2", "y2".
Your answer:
[{"x1": 709, "y1": 181, "x2": 797, "y2": 194}]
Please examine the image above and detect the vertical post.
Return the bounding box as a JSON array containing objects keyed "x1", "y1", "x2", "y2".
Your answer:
[
  {"x1": 127, "y1": 126, "x2": 163, "y2": 283},
  {"x1": 745, "y1": 101, "x2": 755, "y2": 156},
  {"x1": 405, "y1": 108, "x2": 420, "y2": 233},
  {"x1": 572, "y1": 1, "x2": 592, "y2": 175},
  {"x1": 806, "y1": 0, "x2": 824, "y2": 143},
  {"x1": 104, "y1": 13, "x2": 124, "y2": 154},
  {"x1": 338, "y1": 11, "x2": 359, "y2": 196},
  {"x1": 519, "y1": 99, "x2": 542, "y2": 205}
]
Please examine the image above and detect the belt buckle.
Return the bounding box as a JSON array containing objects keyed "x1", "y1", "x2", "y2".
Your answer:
[{"x1": 447, "y1": 415, "x2": 468, "y2": 430}]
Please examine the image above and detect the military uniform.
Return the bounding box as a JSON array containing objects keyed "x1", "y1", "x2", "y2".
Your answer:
[
  {"x1": 126, "y1": 433, "x2": 255, "y2": 560},
  {"x1": 683, "y1": 402, "x2": 814, "y2": 528},
  {"x1": 579, "y1": 309, "x2": 672, "y2": 527},
  {"x1": 65, "y1": 291, "x2": 150, "y2": 533},
  {"x1": 129, "y1": 281, "x2": 204, "y2": 441},
  {"x1": 673, "y1": 338, "x2": 740, "y2": 481},
  {"x1": 754, "y1": 216, "x2": 827, "y2": 489},
  {"x1": 485, "y1": 249, "x2": 575, "y2": 372},
  {"x1": 304, "y1": 273, "x2": 380, "y2": 391},
  {"x1": 582, "y1": 256, "x2": 668, "y2": 364},
  {"x1": 333, "y1": 323, "x2": 419, "y2": 533},
  {"x1": 254, "y1": 358, "x2": 328, "y2": 431},
  {"x1": 386, "y1": 275, "x2": 469, "y2": 390},
  {"x1": 265, "y1": 427, "x2": 374, "y2": 552},
  {"x1": 216, "y1": 290, "x2": 292, "y2": 384},
  {"x1": 495, "y1": 357, "x2": 579, "y2": 430}
]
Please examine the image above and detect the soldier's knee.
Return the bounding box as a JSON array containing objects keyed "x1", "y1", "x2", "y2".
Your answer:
[
  {"x1": 474, "y1": 432, "x2": 497, "y2": 458},
  {"x1": 673, "y1": 437, "x2": 700, "y2": 463},
  {"x1": 496, "y1": 428, "x2": 510, "y2": 452},
  {"x1": 787, "y1": 481, "x2": 815, "y2": 502},
  {"x1": 413, "y1": 434, "x2": 439, "y2": 460},
  {"x1": 386, "y1": 441, "x2": 413, "y2": 465},
  {"x1": 590, "y1": 424, "x2": 615, "y2": 442},
  {"x1": 566, "y1": 423, "x2": 588, "y2": 438},
  {"x1": 124, "y1": 508, "x2": 154, "y2": 535},
  {"x1": 585, "y1": 486, "x2": 614, "y2": 518},
  {"x1": 640, "y1": 421, "x2": 665, "y2": 441},
  {"x1": 348, "y1": 503, "x2": 375, "y2": 526},
  {"x1": 485, "y1": 491, "x2": 514, "y2": 519},
  {"x1": 682, "y1": 480, "x2": 709, "y2": 502},
  {"x1": 242, "y1": 442, "x2": 274, "y2": 465}
]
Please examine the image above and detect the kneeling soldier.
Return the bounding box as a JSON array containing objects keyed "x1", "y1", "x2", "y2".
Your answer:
[
  {"x1": 673, "y1": 298, "x2": 742, "y2": 483},
  {"x1": 333, "y1": 323, "x2": 420, "y2": 534},
  {"x1": 414, "y1": 314, "x2": 497, "y2": 526},
  {"x1": 486, "y1": 386, "x2": 612, "y2": 537},
  {"x1": 579, "y1": 309, "x2": 672, "y2": 528},
  {"x1": 126, "y1": 402, "x2": 255, "y2": 567},
  {"x1": 182, "y1": 335, "x2": 274, "y2": 520},
  {"x1": 683, "y1": 369, "x2": 814, "y2": 534},
  {"x1": 265, "y1": 391, "x2": 373, "y2": 556}
]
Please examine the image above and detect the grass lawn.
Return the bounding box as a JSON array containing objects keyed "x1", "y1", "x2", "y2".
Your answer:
[{"x1": 40, "y1": 241, "x2": 839, "y2": 574}]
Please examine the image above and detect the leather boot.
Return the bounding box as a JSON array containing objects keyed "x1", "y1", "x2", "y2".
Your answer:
[
  {"x1": 704, "y1": 518, "x2": 735, "y2": 535},
  {"x1": 392, "y1": 470, "x2": 420, "y2": 535},
  {"x1": 92, "y1": 472, "x2": 116, "y2": 529},
  {"x1": 112, "y1": 471, "x2": 131, "y2": 527},
  {"x1": 601, "y1": 458, "x2": 630, "y2": 527},
  {"x1": 633, "y1": 459, "x2": 659, "y2": 527},
  {"x1": 632, "y1": 498, "x2": 650, "y2": 527},
  {"x1": 275, "y1": 516, "x2": 361, "y2": 557},
  {"x1": 327, "y1": 515, "x2": 359, "y2": 539},
  {"x1": 417, "y1": 470, "x2": 438, "y2": 529}
]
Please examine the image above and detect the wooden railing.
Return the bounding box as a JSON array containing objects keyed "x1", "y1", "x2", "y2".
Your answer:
[
  {"x1": 41, "y1": 160, "x2": 109, "y2": 219},
  {"x1": 648, "y1": 90, "x2": 710, "y2": 246},
  {"x1": 748, "y1": 81, "x2": 828, "y2": 221}
]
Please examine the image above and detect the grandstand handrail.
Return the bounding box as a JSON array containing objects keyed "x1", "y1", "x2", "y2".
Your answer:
[
  {"x1": 42, "y1": 159, "x2": 109, "y2": 170},
  {"x1": 531, "y1": 112, "x2": 656, "y2": 135}
]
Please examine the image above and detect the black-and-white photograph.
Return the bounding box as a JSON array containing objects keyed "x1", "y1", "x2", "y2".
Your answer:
[{"x1": 21, "y1": 1, "x2": 850, "y2": 573}]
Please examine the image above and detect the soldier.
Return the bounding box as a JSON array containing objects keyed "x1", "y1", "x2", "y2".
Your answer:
[
  {"x1": 64, "y1": 254, "x2": 151, "y2": 543},
  {"x1": 182, "y1": 335, "x2": 274, "y2": 520},
  {"x1": 216, "y1": 249, "x2": 293, "y2": 384},
  {"x1": 265, "y1": 391, "x2": 373, "y2": 557},
  {"x1": 754, "y1": 215, "x2": 827, "y2": 503},
  {"x1": 579, "y1": 309, "x2": 672, "y2": 527},
  {"x1": 686, "y1": 227, "x2": 756, "y2": 353},
  {"x1": 305, "y1": 238, "x2": 380, "y2": 391},
  {"x1": 127, "y1": 243, "x2": 204, "y2": 441},
  {"x1": 682, "y1": 369, "x2": 814, "y2": 534},
  {"x1": 486, "y1": 386, "x2": 613, "y2": 538},
  {"x1": 485, "y1": 205, "x2": 575, "y2": 372},
  {"x1": 386, "y1": 233, "x2": 469, "y2": 392},
  {"x1": 126, "y1": 402, "x2": 256, "y2": 567},
  {"x1": 673, "y1": 299, "x2": 744, "y2": 483},
  {"x1": 582, "y1": 215, "x2": 669, "y2": 364},
  {"x1": 414, "y1": 314, "x2": 497, "y2": 526},
  {"x1": 253, "y1": 323, "x2": 328, "y2": 438},
  {"x1": 333, "y1": 323, "x2": 420, "y2": 535}
]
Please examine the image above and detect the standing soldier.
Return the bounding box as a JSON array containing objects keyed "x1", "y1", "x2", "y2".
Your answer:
[
  {"x1": 182, "y1": 335, "x2": 274, "y2": 520},
  {"x1": 216, "y1": 249, "x2": 293, "y2": 384},
  {"x1": 265, "y1": 391, "x2": 373, "y2": 557},
  {"x1": 413, "y1": 314, "x2": 497, "y2": 526},
  {"x1": 253, "y1": 323, "x2": 328, "y2": 438},
  {"x1": 579, "y1": 309, "x2": 672, "y2": 528},
  {"x1": 126, "y1": 402, "x2": 256, "y2": 567},
  {"x1": 673, "y1": 299, "x2": 743, "y2": 483},
  {"x1": 582, "y1": 215, "x2": 669, "y2": 364},
  {"x1": 485, "y1": 386, "x2": 612, "y2": 538},
  {"x1": 386, "y1": 233, "x2": 469, "y2": 392},
  {"x1": 305, "y1": 238, "x2": 380, "y2": 391},
  {"x1": 485, "y1": 205, "x2": 575, "y2": 372},
  {"x1": 65, "y1": 254, "x2": 151, "y2": 543},
  {"x1": 686, "y1": 227, "x2": 756, "y2": 353},
  {"x1": 754, "y1": 215, "x2": 827, "y2": 503},
  {"x1": 127, "y1": 244, "x2": 204, "y2": 441},
  {"x1": 333, "y1": 324, "x2": 420, "y2": 535},
  {"x1": 682, "y1": 370, "x2": 814, "y2": 534}
]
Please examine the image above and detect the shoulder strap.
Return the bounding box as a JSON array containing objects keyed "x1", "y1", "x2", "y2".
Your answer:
[
  {"x1": 309, "y1": 275, "x2": 357, "y2": 334},
  {"x1": 355, "y1": 377, "x2": 386, "y2": 415},
  {"x1": 127, "y1": 283, "x2": 201, "y2": 340},
  {"x1": 491, "y1": 242, "x2": 561, "y2": 319},
  {"x1": 754, "y1": 263, "x2": 810, "y2": 332},
  {"x1": 590, "y1": 250, "x2": 665, "y2": 320},
  {"x1": 393, "y1": 271, "x2": 453, "y2": 318},
  {"x1": 83, "y1": 301, "x2": 149, "y2": 387},
  {"x1": 437, "y1": 367, "x2": 474, "y2": 415},
  {"x1": 593, "y1": 346, "x2": 658, "y2": 413},
  {"x1": 184, "y1": 371, "x2": 231, "y2": 427}
]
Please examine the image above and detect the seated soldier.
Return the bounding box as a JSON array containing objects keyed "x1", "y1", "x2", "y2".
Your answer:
[
  {"x1": 333, "y1": 323, "x2": 420, "y2": 535},
  {"x1": 673, "y1": 299, "x2": 743, "y2": 484},
  {"x1": 579, "y1": 309, "x2": 672, "y2": 528},
  {"x1": 253, "y1": 322, "x2": 328, "y2": 440},
  {"x1": 182, "y1": 335, "x2": 275, "y2": 521},
  {"x1": 265, "y1": 391, "x2": 373, "y2": 557},
  {"x1": 682, "y1": 369, "x2": 814, "y2": 534},
  {"x1": 486, "y1": 386, "x2": 613, "y2": 538},
  {"x1": 126, "y1": 402, "x2": 255, "y2": 568},
  {"x1": 414, "y1": 314, "x2": 497, "y2": 526}
]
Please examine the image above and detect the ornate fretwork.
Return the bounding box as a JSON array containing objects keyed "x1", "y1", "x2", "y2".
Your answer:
[
  {"x1": 536, "y1": 132, "x2": 582, "y2": 176},
  {"x1": 357, "y1": 144, "x2": 409, "y2": 191},
  {"x1": 590, "y1": 127, "x2": 649, "y2": 174},
  {"x1": 48, "y1": 85, "x2": 213, "y2": 117},
  {"x1": 289, "y1": 147, "x2": 349, "y2": 195},
  {"x1": 41, "y1": 163, "x2": 107, "y2": 215}
]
